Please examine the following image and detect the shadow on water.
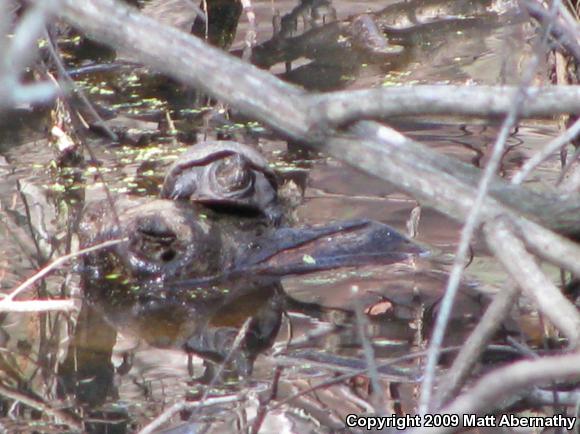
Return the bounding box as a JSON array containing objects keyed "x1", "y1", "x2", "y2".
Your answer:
[{"x1": 0, "y1": 0, "x2": 565, "y2": 432}]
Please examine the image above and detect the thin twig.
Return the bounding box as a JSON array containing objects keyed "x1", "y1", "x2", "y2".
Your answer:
[
  {"x1": 0, "y1": 0, "x2": 60, "y2": 109},
  {"x1": 270, "y1": 346, "x2": 472, "y2": 412},
  {"x1": 0, "y1": 299, "x2": 77, "y2": 313},
  {"x1": 139, "y1": 319, "x2": 252, "y2": 434},
  {"x1": 408, "y1": 350, "x2": 580, "y2": 434},
  {"x1": 250, "y1": 366, "x2": 283, "y2": 434},
  {"x1": 419, "y1": 0, "x2": 562, "y2": 413},
  {"x1": 1, "y1": 238, "x2": 125, "y2": 303},
  {"x1": 512, "y1": 116, "x2": 580, "y2": 184},
  {"x1": 137, "y1": 395, "x2": 242, "y2": 434},
  {"x1": 43, "y1": 26, "x2": 118, "y2": 141},
  {"x1": 352, "y1": 285, "x2": 386, "y2": 413},
  {"x1": 557, "y1": 143, "x2": 580, "y2": 185},
  {"x1": 522, "y1": 0, "x2": 580, "y2": 62},
  {"x1": 485, "y1": 217, "x2": 580, "y2": 345},
  {"x1": 240, "y1": 0, "x2": 257, "y2": 61},
  {"x1": 0, "y1": 381, "x2": 82, "y2": 430},
  {"x1": 437, "y1": 281, "x2": 520, "y2": 406},
  {"x1": 42, "y1": 29, "x2": 121, "y2": 230}
]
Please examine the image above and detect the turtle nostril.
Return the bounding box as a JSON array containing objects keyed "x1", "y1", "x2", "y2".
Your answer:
[{"x1": 160, "y1": 249, "x2": 176, "y2": 262}]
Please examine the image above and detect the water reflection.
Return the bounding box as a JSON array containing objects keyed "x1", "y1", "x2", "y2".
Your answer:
[{"x1": 251, "y1": 0, "x2": 524, "y2": 89}]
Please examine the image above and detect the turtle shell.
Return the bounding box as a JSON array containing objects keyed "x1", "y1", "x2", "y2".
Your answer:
[{"x1": 161, "y1": 141, "x2": 281, "y2": 222}]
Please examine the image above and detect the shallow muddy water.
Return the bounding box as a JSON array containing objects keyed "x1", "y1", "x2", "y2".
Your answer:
[{"x1": 0, "y1": 0, "x2": 571, "y2": 432}]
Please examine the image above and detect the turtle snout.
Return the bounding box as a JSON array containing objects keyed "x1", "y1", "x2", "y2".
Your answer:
[
  {"x1": 135, "y1": 225, "x2": 178, "y2": 263},
  {"x1": 125, "y1": 215, "x2": 185, "y2": 275}
]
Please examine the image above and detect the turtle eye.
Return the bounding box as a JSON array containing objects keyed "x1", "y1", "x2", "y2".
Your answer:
[{"x1": 213, "y1": 155, "x2": 254, "y2": 196}]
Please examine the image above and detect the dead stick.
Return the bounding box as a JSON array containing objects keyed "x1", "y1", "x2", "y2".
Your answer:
[
  {"x1": 53, "y1": 0, "x2": 580, "y2": 235},
  {"x1": 0, "y1": 299, "x2": 77, "y2": 313},
  {"x1": 485, "y1": 217, "x2": 580, "y2": 346},
  {"x1": 407, "y1": 350, "x2": 580, "y2": 434},
  {"x1": 1, "y1": 238, "x2": 125, "y2": 303},
  {"x1": 436, "y1": 282, "x2": 520, "y2": 406}
]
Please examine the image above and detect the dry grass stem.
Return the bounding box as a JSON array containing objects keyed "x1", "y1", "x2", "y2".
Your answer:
[{"x1": 1, "y1": 238, "x2": 125, "y2": 303}]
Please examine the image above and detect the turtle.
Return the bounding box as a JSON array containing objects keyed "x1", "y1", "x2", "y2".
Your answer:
[
  {"x1": 79, "y1": 198, "x2": 425, "y2": 374},
  {"x1": 80, "y1": 198, "x2": 425, "y2": 284},
  {"x1": 161, "y1": 141, "x2": 282, "y2": 224}
]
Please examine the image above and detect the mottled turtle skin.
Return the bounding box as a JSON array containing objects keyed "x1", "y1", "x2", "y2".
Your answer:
[
  {"x1": 161, "y1": 141, "x2": 282, "y2": 224},
  {"x1": 79, "y1": 198, "x2": 423, "y2": 285},
  {"x1": 79, "y1": 198, "x2": 424, "y2": 373}
]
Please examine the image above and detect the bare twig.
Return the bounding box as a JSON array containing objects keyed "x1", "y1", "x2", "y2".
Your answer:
[
  {"x1": 0, "y1": 381, "x2": 82, "y2": 430},
  {"x1": 352, "y1": 285, "x2": 386, "y2": 413},
  {"x1": 0, "y1": 238, "x2": 125, "y2": 304},
  {"x1": 485, "y1": 217, "x2": 580, "y2": 345},
  {"x1": 270, "y1": 346, "x2": 469, "y2": 413},
  {"x1": 512, "y1": 116, "x2": 580, "y2": 184},
  {"x1": 522, "y1": 0, "x2": 580, "y2": 63},
  {"x1": 0, "y1": 299, "x2": 77, "y2": 313},
  {"x1": 408, "y1": 350, "x2": 580, "y2": 434},
  {"x1": 0, "y1": 0, "x2": 61, "y2": 109},
  {"x1": 250, "y1": 366, "x2": 282, "y2": 434},
  {"x1": 43, "y1": 27, "x2": 118, "y2": 141},
  {"x1": 137, "y1": 395, "x2": 242, "y2": 434},
  {"x1": 240, "y1": 0, "x2": 257, "y2": 61},
  {"x1": 419, "y1": 0, "x2": 562, "y2": 412},
  {"x1": 558, "y1": 143, "x2": 580, "y2": 185},
  {"x1": 313, "y1": 86, "x2": 580, "y2": 127},
  {"x1": 139, "y1": 319, "x2": 252, "y2": 434},
  {"x1": 436, "y1": 282, "x2": 520, "y2": 406}
]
